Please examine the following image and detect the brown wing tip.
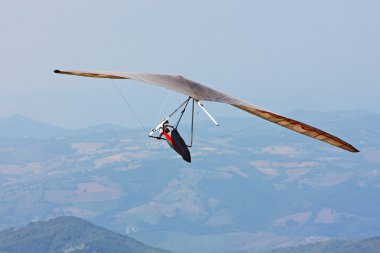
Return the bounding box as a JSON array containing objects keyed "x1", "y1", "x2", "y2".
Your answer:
[
  {"x1": 339, "y1": 143, "x2": 359, "y2": 153},
  {"x1": 350, "y1": 147, "x2": 360, "y2": 153}
]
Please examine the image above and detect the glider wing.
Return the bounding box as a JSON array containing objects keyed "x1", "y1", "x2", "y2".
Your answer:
[{"x1": 54, "y1": 69, "x2": 359, "y2": 153}]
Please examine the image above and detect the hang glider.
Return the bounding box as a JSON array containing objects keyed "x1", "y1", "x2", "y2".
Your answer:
[{"x1": 54, "y1": 69, "x2": 359, "y2": 159}]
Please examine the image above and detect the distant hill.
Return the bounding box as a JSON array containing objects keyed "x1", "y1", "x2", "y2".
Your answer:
[
  {"x1": 0, "y1": 216, "x2": 169, "y2": 253},
  {"x1": 0, "y1": 114, "x2": 69, "y2": 139},
  {"x1": 0, "y1": 114, "x2": 130, "y2": 139},
  {"x1": 267, "y1": 237, "x2": 380, "y2": 253}
]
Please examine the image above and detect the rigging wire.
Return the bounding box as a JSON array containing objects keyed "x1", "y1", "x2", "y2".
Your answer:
[
  {"x1": 175, "y1": 98, "x2": 191, "y2": 129},
  {"x1": 212, "y1": 120, "x2": 270, "y2": 139},
  {"x1": 155, "y1": 91, "x2": 171, "y2": 124},
  {"x1": 110, "y1": 80, "x2": 147, "y2": 132}
]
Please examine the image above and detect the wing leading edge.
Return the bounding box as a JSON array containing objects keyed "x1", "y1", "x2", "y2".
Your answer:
[{"x1": 54, "y1": 69, "x2": 359, "y2": 153}]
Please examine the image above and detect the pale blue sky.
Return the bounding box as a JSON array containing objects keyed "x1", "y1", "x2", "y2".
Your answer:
[{"x1": 0, "y1": 0, "x2": 379, "y2": 128}]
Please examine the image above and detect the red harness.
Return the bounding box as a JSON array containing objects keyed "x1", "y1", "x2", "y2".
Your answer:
[{"x1": 163, "y1": 130, "x2": 184, "y2": 156}]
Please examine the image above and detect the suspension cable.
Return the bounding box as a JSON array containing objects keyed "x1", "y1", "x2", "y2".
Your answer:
[
  {"x1": 168, "y1": 97, "x2": 191, "y2": 118},
  {"x1": 155, "y1": 91, "x2": 171, "y2": 124},
  {"x1": 110, "y1": 80, "x2": 147, "y2": 132},
  {"x1": 175, "y1": 98, "x2": 191, "y2": 129}
]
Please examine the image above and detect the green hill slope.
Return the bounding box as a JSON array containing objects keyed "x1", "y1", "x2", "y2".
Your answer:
[
  {"x1": 268, "y1": 237, "x2": 380, "y2": 253},
  {"x1": 0, "y1": 216, "x2": 169, "y2": 253}
]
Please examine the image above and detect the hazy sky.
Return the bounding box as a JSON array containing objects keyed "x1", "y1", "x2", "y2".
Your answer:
[{"x1": 0, "y1": 0, "x2": 379, "y2": 128}]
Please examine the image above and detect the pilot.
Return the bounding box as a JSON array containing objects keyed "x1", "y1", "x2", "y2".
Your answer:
[{"x1": 158, "y1": 120, "x2": 191, "y2": 163}]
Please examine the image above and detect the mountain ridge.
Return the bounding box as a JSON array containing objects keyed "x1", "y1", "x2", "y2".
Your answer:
[
  {"x1": 266, "y1": 237, "x2": 380, "y2": 253},
  {"x1": 0, "y1": 216, "x2": 169, "y2": 253}
]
